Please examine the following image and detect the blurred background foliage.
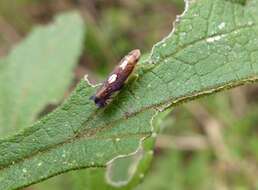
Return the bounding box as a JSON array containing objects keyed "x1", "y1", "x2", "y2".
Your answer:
[{"x1": 0, "y1": 0, "x2": 258, "y2": 189}]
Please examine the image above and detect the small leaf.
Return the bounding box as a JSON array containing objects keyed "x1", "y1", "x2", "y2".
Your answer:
[
  {"x1": 0, "y1": 12, "x2": 85, "y2": 136},
  {"x1": 1, "y1": 0, "x2": 258, "y2": 189}
]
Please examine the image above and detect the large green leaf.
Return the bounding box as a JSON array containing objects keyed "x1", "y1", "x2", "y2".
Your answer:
[
  {"x1": 1, "y1": 0, "x2": 258, "y2": 189},
  {"x1": 0, "y1": 12, "x2": 85, "y2": 136}
]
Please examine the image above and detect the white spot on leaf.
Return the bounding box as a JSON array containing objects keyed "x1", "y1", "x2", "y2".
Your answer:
[
  {"x1": 248, "y1": 21, "x2": 253, "y2": 26},
  {"x1": 218, "y1": 22, "x2": 225, "y2": 29},
  {"x1": 206, "y1": 34, "x2": 225, "y2": 43},
  {"x1": 115, "y1": 138, "x2": 120, "y2": 142}
]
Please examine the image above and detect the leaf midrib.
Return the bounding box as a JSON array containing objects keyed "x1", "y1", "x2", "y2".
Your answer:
[
  {"x1": 1, "y1": 74, "x2": 257, "y2": 174},
  {"x1": 0, "y1": 102, "x2": 151, "y2": 171}
]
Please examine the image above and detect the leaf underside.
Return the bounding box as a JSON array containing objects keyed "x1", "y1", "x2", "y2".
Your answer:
[{"x1": 1, "y1": 0, "x2": 258, "y2": 189}]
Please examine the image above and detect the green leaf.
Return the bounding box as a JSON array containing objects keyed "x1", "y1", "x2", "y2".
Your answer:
[
  {"x1": 101, "y1": 109, "x2": 171, "y2": 190},
  {"x1": 1, "y1": 0, "x2": 258, "y2": 189},
  {"x1": 33, "y1": 107, "x2": 164, "y2": 190},
  {"x1": 61, "y1": 136, "x2": 155, "y2": 190},
  {"x1": 50, "y1": 112, "x2": 160, "y2": 190},
  {"x1": 0, "y1": 12, "x2": 85, "y2": 136},
  {"x1": 0, "y1": 80, "x2": 155, "y2": 190}
]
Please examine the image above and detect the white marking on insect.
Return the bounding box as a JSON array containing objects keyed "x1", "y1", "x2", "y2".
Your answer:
[
  {"x1": 108, "y1": 74, "x2": 117, "y2": 84},
  {"x1": 119, "y1": 57, "x2": 130, "y2": 70}
]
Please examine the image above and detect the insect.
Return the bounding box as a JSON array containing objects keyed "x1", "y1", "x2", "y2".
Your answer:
[{"x1": 90, "y1": 49, "x2": 141, "y2": 107}]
